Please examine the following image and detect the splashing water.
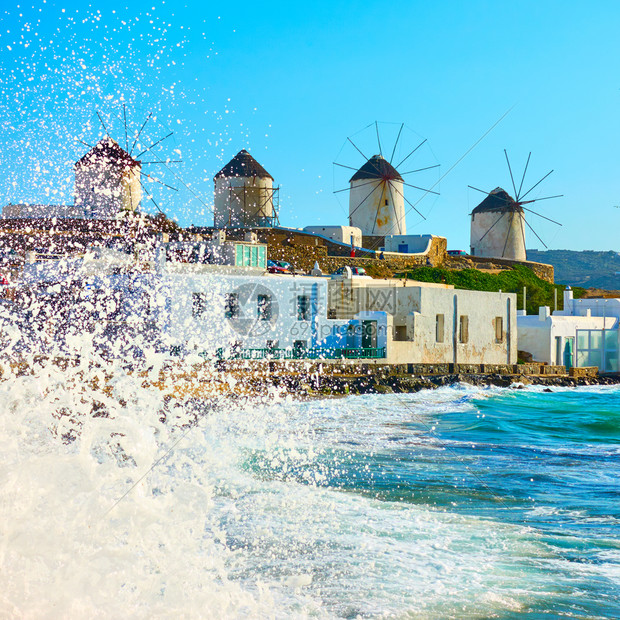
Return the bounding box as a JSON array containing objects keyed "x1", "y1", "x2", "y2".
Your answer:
[
  {"x1": 0, "y1": 3, "x2": 253, "y2": 226},
  {"x1": 1, "y1": 354, "x2": 619, "y2": 618},
  {"x1": 0, "y1": 5, "x2": 619, "y2": 618}
]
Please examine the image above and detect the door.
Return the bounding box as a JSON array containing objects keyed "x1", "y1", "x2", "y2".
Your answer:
[
  {"x1": 362, "y1": 320, "x2": 377, "y2": 349},
  {"x1": 564, "y1": 337, "x2": 574, "y2": 369}
]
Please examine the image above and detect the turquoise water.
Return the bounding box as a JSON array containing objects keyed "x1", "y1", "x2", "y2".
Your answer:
[
  {"x1": 2, "y1": 378, "x2": 619, "y2": 618},
  {"x1": 239, "y1": 385, "x2": 620, "y2": 618}
]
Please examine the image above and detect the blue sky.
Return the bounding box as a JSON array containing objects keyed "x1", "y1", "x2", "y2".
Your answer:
[{"x1": 1, "y1": 0, "x2": 619, "y2": 251}]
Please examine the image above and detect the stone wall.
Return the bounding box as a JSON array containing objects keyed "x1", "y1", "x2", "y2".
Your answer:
[
  {"x1": 569, "y1": 366, "x2": 598, "y2": 378},
  {"x1": 0, "y1": 216, "x2": 175, "y2": 257},
  {"x1": 217, "y1": 359, "x2": 582, "y2": 377},
  {"x1": 264, "y1": 229, "x2": 555, "y2": 287},
  {"x1": 447, "y1": 253, "x2": 555, "y2": 283},
  {"x1": 263, "y1": 228, "x2": 447, "y2": 274}
]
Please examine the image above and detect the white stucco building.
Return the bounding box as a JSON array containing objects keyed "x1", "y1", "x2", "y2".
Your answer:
[
  {"x1": 328, "y1": 274, "x2": 516, "y2": 365},
  {"x1": 517, "y1": 288, "x2": 620, "y2": 372},
  {"x1": 17, "y1": 241, "x2": 518, "y2": 367}
]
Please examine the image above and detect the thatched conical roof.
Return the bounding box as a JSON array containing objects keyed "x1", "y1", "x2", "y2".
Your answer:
[
  {"x1": 75, "y1": 138, "x2": 140, "y2": 168},
  {"x1": 350, "y1": 155, "x2": 403, "y2": 183},
  {"x1": 472, "y1": 187, "x2": 522, "y2": 214},
  {"x1": 214, "y1": 150, "x2": 273, "y2": 180}
]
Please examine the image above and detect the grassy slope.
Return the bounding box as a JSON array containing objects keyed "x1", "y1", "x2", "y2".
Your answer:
[{"x1": 397, "y1": 265, "x2": 585, "y2": 315}]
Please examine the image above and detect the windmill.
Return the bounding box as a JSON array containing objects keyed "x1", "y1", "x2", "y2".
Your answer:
[
  {"x1": 468, "y1": 151, "x2": 562, "y2": 261},
  {"x1": 75, "y1": 106, "x2": 185, "y2": 220},
  {"x1": 213, "y1": 150, "x2": 281, "y2": 229},
  {"x1": 333, "y1": 122, "x2": 440, "y2": 238}
]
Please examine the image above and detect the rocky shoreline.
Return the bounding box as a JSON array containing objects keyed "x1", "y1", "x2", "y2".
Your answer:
[
  {"x1": 3, "y1": 354, "x2": 619, "y2": 405},
  {"x1": 271, "y1": 371, "x2": 620, "y2": 398}
]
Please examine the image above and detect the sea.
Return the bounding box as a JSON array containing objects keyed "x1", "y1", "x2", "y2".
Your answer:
[{"x1": 1, "y1": 364, "x2": 619, "y2": 619}]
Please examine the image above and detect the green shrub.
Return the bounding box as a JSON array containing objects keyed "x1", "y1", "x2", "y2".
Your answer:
[{"x1": 396, "y1": 265, "x2": 585, "y2": 315}]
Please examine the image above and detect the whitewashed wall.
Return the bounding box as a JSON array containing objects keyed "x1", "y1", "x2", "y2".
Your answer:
[
  {"x1": 75, "y1": 160, "x2": 141, "y2": 219},
  {"x1": 213, "y1": 176, "x2": 274, "y2": 228},
  {"x1": 303, "y1": 226, "x2": 362, "y2": 248},
  {"x1": 470, "y1": 210, "x2": 526, "y2": 261}
]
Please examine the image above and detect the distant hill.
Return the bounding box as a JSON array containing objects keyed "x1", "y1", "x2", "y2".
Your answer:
[{"x1": 526, "y1": 249, "x2": 620, "y2": 289}]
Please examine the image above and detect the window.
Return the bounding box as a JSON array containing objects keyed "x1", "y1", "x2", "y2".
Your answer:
[
  {"x1": 494, "y1": 317, "x2": 504, "y2": 343},
  {"x1": 257, "y1": 294, "x2": 272, "y2": 321},
  {"x1": 459, "y1": 315, "x2": 469, "y2": 344},
  {"x1": 394, "y1": 325, "x2": 408, "y2": 341},
  {"x1": 192, "y1": 293, "x2": 207, "y2": 318},
  {"x1": 235, "y1": 244, "x2": 267, "y2": 267},
  {"x1": 577, "y1": 329, "x2": 616, "y2": 372},
  {"x1": 435, "y1": 314, "x2": 444, "y2": 343},
  {"x1": 384, "y1": 198, "x2": 389, "y2": 206},
  {"x1": 297, "y1": 295, "x2": 310, "y2": 321},
  {"x1": 258, "y1": 245, "x2": 266, "y2": 268},
  {"x1": 224, "y1": 293, "x2": 239, "y2": 319}
]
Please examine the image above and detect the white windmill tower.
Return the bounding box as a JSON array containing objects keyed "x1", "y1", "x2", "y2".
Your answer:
[
  {"x1": 74, "y1": 137, "x2": 142, "y2": 219},
  {"x1": 348, "y1": 155, "x2": 406, "y2": 236},
  {"x1": 74, "y1": 107, "x2": 184, "y2": 220},
  {"x1": 469, "y1": 151, "x2": 562, "y2": 260},
  {"x1": 213, "y1": 150, "x2": 279, "y2": 229},
  {"x1": 334, "y1": 122, "x2": 439, "y2": 240},
  {"x1": 470, "y1": 188, "x2": 527, "y2": 260}
]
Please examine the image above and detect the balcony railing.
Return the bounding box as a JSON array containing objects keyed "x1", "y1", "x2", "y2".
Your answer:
[
  {"x1": 215, "y1": 346, "x2": 386, "y2": 360},
  {"x1": 171, "y1": 346, "x2": 387, "y2": 361}
]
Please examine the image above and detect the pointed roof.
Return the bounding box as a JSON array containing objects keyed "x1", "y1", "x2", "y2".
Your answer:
[
  {"x1": 75, "y1": 137, "x2": 140, "y2": 168},
  {"x1": 350, "y1": 154, "x2": 403, "y2": 183},
  {"x1": 214, "y1": 149, "x2": 273, "y2": 180},
  {"x1": 472, "y1": 187, "x2": 523, "y2": 215}
]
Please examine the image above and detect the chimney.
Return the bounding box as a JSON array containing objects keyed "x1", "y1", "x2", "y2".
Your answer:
[
  {"x1": 563, "y1": 286, "x2": 574, "y2": 314},
  {"x1": 538, "y1": 306, "x2": 551, "y2": 321}
]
